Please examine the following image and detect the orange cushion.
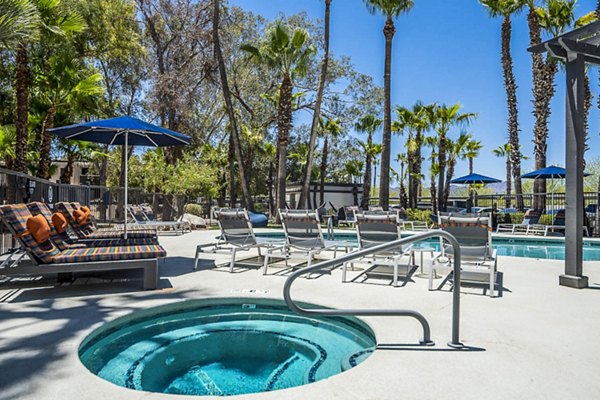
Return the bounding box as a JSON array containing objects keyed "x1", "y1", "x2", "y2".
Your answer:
[
  {"x1": 51, "y1": 213, "x2": 68, "y2": 233},
  {"x1": 26, "y1": 215, "x2": 51, "y2": 244},
  {"x1": 73, "y1": 209, "x2": 89, "y2": 224},
  {"x1": 81, "y1": 206, "x2": 90, "y2": 214}
]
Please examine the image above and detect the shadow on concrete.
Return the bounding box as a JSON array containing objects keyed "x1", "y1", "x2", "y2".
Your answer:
[{"x1": 0, "y1": 287, "x2": 210, "y2": 398}]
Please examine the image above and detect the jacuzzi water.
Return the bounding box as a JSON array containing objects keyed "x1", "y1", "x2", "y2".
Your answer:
[{"x1": 79, "y1": 298, "x2": 376, "y2": 396}]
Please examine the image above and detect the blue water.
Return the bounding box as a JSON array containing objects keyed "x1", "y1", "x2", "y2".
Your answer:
[
  {"x1": 79, "y1": 299, "x2": 376, "y2": 396},
  {"x1": 256, "y1": 232, "x2": 600, "y2": 261}
]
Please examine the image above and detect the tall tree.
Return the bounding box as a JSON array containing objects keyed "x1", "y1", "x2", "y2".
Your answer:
[
  {"x1": 241, "y1": 21, "x2": 316, "y2": 218},
  {"x1": 493, "y1": 143, "x2": 512, "y2": 209},
  {"x1": 299, "y1": 0, "x2": 332, "y2": 209},
  {"x1": 363, "y1": 0, "x2": 414, "y2": 209},
  {"x1": 213, "y1": 0, "x2": 253, "y2": 210},
  {"x1": 430, "y1": 103, "x2": 476, "y2": 211},
  {"x1": 393, "y1": 102, "x2": 433, "y2": 208},
  {"x1": 355, "y1": 115, "x2": 382, "y2": 209},
  {"x1": 318, "y1": 117, "x2": 343, "y2": 204},
  {"x1": 424, "y1": 135, "x2": 438, "y2": 213},
  {"x1": 395, "y1": 152, "x2": 408, "y2": 208},
  {"x1": 529, "y1": 0, "x2": 576, "y2": 210},
  {"x1": 443, "y1": 133, "x2": 472, "y2": 206},
  {"x1": 465, "y1": 138, "x2": 483, "y2": 174},
  {"x1": 481, "y1": 0, "x2": 525, "y2": 209}
]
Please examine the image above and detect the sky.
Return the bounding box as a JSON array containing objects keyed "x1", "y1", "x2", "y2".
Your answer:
[{"x1": 229, "y1": 0, "x2": 599, "y2": 180}]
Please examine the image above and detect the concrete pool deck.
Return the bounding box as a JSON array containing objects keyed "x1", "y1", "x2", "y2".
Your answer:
[{"x1": 0, "y1": 229, "x2": 599, "y2": 399}]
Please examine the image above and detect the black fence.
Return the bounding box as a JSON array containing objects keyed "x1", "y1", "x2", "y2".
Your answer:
[{"x1": 0, "y1": 167, "x2": 188, "y2": 254}]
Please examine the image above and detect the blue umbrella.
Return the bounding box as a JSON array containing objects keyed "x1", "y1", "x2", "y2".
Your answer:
[
  {"x1": 450, "y1": 173, "x2": 502, "y2": 185},
  {"x1": 49, "y1": 116, "x2": 192, "y2": 237},
  {"x1": 522, "y1": 165, "x2": 591, "y2": 211}
]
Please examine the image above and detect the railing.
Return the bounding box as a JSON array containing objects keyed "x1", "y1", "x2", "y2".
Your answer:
[{"x1": 283, "y1": 230, "x2": 465, "y2": 349}]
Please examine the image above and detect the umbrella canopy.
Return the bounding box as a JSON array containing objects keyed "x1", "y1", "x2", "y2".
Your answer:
[
  {"x1": 450, "y1": 173, "x2": 502, "y2": 185},
  {"x1": 48, "y1": 116, "x2": 191, "y2": 147},
  {"x1": 49, "y1": 116, "x2": 191, "y2": 238},
  {"x1": 521, "y1": 165, "x2": 590, "y2": 179}
]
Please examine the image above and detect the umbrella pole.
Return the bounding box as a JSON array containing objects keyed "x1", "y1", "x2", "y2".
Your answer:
[{"x1": 124, "y1": 132, "x2": 128, "y2": 240}]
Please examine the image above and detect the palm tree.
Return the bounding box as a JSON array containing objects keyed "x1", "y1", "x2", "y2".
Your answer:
[
  {"x1": 424, "y1": 135, "x2": 438, "y2": 213},
  {"x1": 493, "y1": 143, "x2": 512, "y2": 209},
  {"x1": 464, "y1": 138, "x2": 483, "y2": 174},
  {"x1": 34, "y1": 53, "x2": 104, "y2": 179},
  {"x1": 393, "y1": 102, "x2": 433, "y2": 208},
  {"x1": 0, "y1": 0, "x2": 39, "y2": 45},
  {"x1": 213, "y1": 0, "x2": 253, "y2": 211},
  {"x1": 300, "y1": 0, "x2": 332, "y2": 209},
  {"x1": 444, "y1": 133, "x2": 472, "y2": 206},
  {"x1": 355, "y1": 115, "x2": 382, "y2": 209},
  {"x1": 480, "y1": 0, "x2": 526, "y2": 210},
  {"x1": 363, "y1": 0, "x2": 414, "y2": 210},
  {"x1": 10, "y1": 0, "x2": 84, "y2": 173},
  {"x1": 318, "y1": 118, "x2": 343, "y2": 204},
  {"x1": 430, "y1": 103, "x2": 476, "y2": 211},
  {"x1": 395, "y1": 152, "x2": 408, "y2": 208},
  {"x1": 529, "y1": 0, "x2": 576, "y2": 210},
  {"x1": 241, "y1": 21, "x2": 316, "y2": 219}
]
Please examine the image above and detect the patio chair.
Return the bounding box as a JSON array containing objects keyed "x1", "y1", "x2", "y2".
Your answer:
[
  {"x1": 194, "y1": 208, "x2": 285, "y2": 273},
  {"x1": 266, "y1": 209, "x2": 352, "y2": 276},
  {"x1": 432, "y1": 213, "x2": 498, "y2": 297},
  {"x1": 140, "y1": 204, "x2": 191, "y2": 233},
  {"x1": 0, "y1": 204, "x2": 166, "y2": 290},
  {"x1": 342, "y1": 211, "x2": 415, "y2": 287},
  {"x1": 496, "y1": 209, "x2": 542, "y2": 234},
  {"x1": 527, "y1": 209, "x2": 589, "y2": 237},
  {"x1": 128, "y1": 205, "x2": 188, "y2": 235},
  {"x1": 395, "y1": 209, "x2": 430, "y2": 231},
  {"x1": 55, "y1": 202, "x2": 156, "y2": 241},
  {"x1": 338, "y1": 205, "x2": 359, "y2": 227}
]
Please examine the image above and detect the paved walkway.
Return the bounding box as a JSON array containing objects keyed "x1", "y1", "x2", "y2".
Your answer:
[{"x1": 0, "y1": 230, "x2": 599, "y2": 400}]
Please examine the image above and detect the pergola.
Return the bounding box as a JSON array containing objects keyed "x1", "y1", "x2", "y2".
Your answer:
[{"x1": 528, "y1": 20, "x2": 600, "y2": 289}]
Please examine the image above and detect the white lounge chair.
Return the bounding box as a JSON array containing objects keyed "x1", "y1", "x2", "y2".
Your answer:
[
  {"x1": 342, "y1": 211, "x2": 414, "y2": 287},
  {"x1": 194, "y1": 208, "x2": 285, "y2": 272},
  {"x1": 431, "y1": 213, "x2": 498, "y2": 297}
]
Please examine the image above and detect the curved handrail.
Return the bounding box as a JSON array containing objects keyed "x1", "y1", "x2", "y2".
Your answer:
[{"x1": 283, "y1": 230, "x2": 464, "y2": 348}]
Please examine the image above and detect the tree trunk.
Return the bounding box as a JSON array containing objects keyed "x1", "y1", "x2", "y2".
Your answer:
[
  {"x1": 276, "y1": 73, "x2": 293, "y2": 220},
  {"x1": 501, "y1": 15, "x2": 523, "y2": 210},
  {"x1": 379, "y1": 15, "x2": 395, "y2": 210},
  {"x1": 505, "y1": 157, "x2": 512, "y2": 209},
  {"x1": 14, "y1": 43, "x2": 29, "y2": 173},
  {"x1": 399, "y1": 161, "x2": 407, "y2": 209},
  {"x1": 437, "y1": 136, "x2": 447, "y2": 212},
  {"x1": 299, "y1": 0, "x2": 331, "y2": 209},
  {"x1": 411, "y1": 132, "x2": 422, "y2": 209},
  {"x1": 319, "y1": 136, "x2": 328, "y2": 206},
  {"x1": 59, "y1": 153, "x2": 75, "y2": 184},
  {"x1": 430, "y1": 172, "x2": 437, "y2": 214},
  {"x1": 213, "y1": 0, "x2": 253, "y2": 211},
  {"x1": 37, "y1": 105, "x2": 56, "y2": 179},
  {"x1": 267, "y1": 162, "x2": 275, "y2": 217},
  {"x1": 469, "y1": 157, "x2": 474, "y2": 175},
  {"x1": 361, "y1": 135, "x2": 372, "y2": 210},
  {"x1": 228, "y1": 133, "x2": 236, "y2": 207},
  {"x1": 444, "y1": 159, "x2": 455, "y2": 208}
]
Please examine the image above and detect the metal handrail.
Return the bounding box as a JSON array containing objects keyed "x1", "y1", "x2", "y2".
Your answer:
[{"x1": 283, "y1": 230, "x2": 464, "y2": 348}]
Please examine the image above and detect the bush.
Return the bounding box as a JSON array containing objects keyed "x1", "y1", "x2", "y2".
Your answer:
[
  {"x1": 538, "y1": 214, "x2": 554, "y2": 226},
  {"x1": 184, "y1": 203, "x2": 204, "y2": 217},
  {"x1": 406, "y1": 208, "x2": 432, "y2": 222}
]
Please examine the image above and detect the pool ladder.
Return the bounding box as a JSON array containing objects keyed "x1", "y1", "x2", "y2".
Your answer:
[{"x1": 283, "y1": 230, "x2": 464, "y2": 348}]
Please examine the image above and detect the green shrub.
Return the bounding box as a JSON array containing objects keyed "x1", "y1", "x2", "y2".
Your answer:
[
  {"x1": 538, "y1": 214, "x2": 554, "y2": 225},
  {"x1": 406, "y1": 208, "x2": 432, "y2": 222},
  {"x1": 184, "y1": 203, "x2": 204, "y2": 217}
]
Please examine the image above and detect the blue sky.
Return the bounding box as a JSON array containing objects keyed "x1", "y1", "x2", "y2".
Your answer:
[{"x1": 229, "y1": 0, "x2": 599, "y2": 179}]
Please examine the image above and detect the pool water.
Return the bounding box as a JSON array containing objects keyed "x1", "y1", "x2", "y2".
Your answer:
[
  {"x1": 79, "y1": 298, "x2": 376, "y2": 396},
  {"x1": 256, "y1": 232, "x2": 600, "y2": 261}
]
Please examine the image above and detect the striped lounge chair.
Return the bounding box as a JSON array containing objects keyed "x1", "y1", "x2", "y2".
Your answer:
[
  {"x1": 56, "y1": 202, "x2": 156, "y2": 240},
  {"x1": 27, "y1": 202, "x2": 156, "y2": 248},
  {"x1": 0, "y1": 204, "x2": 166, "y2": 290}
]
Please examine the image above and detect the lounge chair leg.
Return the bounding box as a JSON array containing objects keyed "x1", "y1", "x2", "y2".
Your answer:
[
  {"x1": 143, "y1": 260, "x2": 158, "y2": 290},
  {"x1": 342, "y1": 262, "x2": 347, "y2": 282},
  {"x1": 263, "y1": 252, "x2": 270, "y2": 275},
  {"x1": 230, "y1": 249, "x2": 237, "y2": 273},
  {"x1": 194, "y1": 245, "x2": 201, "y2": 270},
  {"x1": 393, "y1": 262, "x2": 399, "y2": 287}
]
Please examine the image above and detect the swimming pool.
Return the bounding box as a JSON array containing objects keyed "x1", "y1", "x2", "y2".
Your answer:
[
  {"x1": 255, "y1": 232, "x2": 600, "y2": 261},
  {"x1": 79, "y1": 298, "x2": 376, "y2": 396}
]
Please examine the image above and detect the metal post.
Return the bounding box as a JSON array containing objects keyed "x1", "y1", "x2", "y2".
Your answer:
[
  {"x1": 124, "y1": 132, "x2": 128, "y2": 240},
  {"x1": 561, "y1": 52, "x2": 587, "y2": 288}
]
